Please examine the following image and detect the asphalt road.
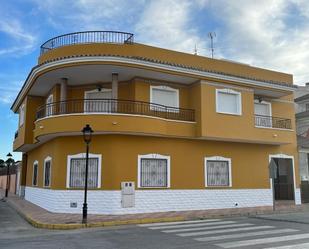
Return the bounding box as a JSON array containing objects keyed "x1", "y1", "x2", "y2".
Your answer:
[{"x1": 2, "y1": 201, "x2": 309, "y2": 249}]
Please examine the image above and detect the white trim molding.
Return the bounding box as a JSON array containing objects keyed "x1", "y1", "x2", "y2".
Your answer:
[
  {"x1": 216, "y1": 88, "x2": 242, "y2": 116},
  {"x1": 137, "y1": 153, "x2": 171, "y2": 189},
  {"x1": 43, "y1": 156, "x2": 52, "y2": 188},
  {"x1": 204, "y1": 156, "x2": 232, "y2": 188},
  {"x1": 150, "y1": 85, "x2": 179, "y2": 109},
  {"x1": 66, "y1": 153, "x2": 102, "y2": 189},
  {"x1": 268, "y1": 154, "x2": 300, "y2": 205},
  {"x1": 32, "y1": 160, "x2": 39, "y2": 186}
]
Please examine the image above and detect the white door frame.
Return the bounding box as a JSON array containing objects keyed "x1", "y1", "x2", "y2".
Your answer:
[
  {"x1": 84, "y1": 89, "x2": 112, "y2": 113},
  {"x1": 269, "y1": 154, "x2": 297, "y2": 204}
]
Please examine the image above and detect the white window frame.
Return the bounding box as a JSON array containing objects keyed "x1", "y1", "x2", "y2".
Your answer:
[
  {"x1": 254, "y1": 99, "x2": 272, "y2": 116},
  {"x1": 254, "y1": 99, "x2": 272, "y2": 128},
  {"x1": 216, "y1": 88, "x2": 242, "y2": 115},
  {"x1": 84, "y1": 89, "x2": 112, "y2": 113},
  {"x1": 46, "y1": 94, "x2": 54, "y2": 116},
  {"x1": 137, "y1": 153, "x2": 171, "y2": 188},
  {"x1": 150, "y1": 85, "x2": 179, "y2": 110},
  {"x1": 204, "y1": 156, "x2": 232, "y2": 187},
  {"x1": 32, "y1": 160, "x2": 39, "y2": 187},
  {"x1": 66, "y1": 153, "x2": 102, "y2": 189},
  {"x1": 43, "y1": 156, "x2": 52, "y2": 188},
  {"x1": 19, "y1": 104, "x2": 25, "y2": 127}
]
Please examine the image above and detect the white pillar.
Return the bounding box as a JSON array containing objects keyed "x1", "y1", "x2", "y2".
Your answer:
[
  {"x1": 60, "y1": 78, "x2": 68, "y2": 101},
  {"x1": 60, "y1": 78, "x2": 68, "y2": 113},
  {"x1": 112, "y1": 73, "x2": 118, "y2": 99}
]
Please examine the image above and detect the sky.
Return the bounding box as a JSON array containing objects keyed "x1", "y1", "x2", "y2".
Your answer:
[{"x1": 1, "y1": 0, "x2": 309, "y2": 160}]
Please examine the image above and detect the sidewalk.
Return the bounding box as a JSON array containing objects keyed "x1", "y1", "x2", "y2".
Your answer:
[{"x1": 2, "y1": 190, "x2": 309, "y2": 230}]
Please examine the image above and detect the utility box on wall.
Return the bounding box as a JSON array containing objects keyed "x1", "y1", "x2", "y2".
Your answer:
[{"x1": 121, "y1": 182, "x2": 135, "y2": 208}]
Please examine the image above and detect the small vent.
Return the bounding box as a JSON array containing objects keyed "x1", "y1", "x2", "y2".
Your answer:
[{"x1": 70, "y1": 202, "x2": 78, "y2": 208}]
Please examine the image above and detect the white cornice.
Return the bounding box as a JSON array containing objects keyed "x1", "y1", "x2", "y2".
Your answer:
[{"x1": 11, "y1": 56, "x2": 295, "y2": 112}]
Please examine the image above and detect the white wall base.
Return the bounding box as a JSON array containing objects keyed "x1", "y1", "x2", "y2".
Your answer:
[{"x1": 25, "y1": 187, "x2": 273, "y2": 215}]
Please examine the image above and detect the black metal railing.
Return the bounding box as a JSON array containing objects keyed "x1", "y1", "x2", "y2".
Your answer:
[
  {"x1": 40, "y1": 31, "x2": 134, "y2": 55},
  {"x1": 36, "y1": 99, "x2": 195, "y2": 122},
  {"x1": 255, "y1": 115, "x2": 292, "y2": 129}
]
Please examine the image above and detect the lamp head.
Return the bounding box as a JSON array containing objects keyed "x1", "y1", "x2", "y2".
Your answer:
[{"x1": 82, "y1": 124, "x2": 93, "y2": 144}]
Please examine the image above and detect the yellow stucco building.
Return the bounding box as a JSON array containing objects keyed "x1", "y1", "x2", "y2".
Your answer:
[{"x1": 12, "y1": 31, "x2": 300, "y2": 214}]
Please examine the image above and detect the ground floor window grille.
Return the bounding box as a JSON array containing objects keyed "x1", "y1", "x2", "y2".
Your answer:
[
  {"x1": 69, "y1": 158, "x2": 99, "y2": 188},
  {"x1": 206, "y1": 159, "x2": 230, "y2": 187},
  {"x1": 140, "y1": 158, "x2": 168, "y2": 187},
  {"x1": 44, "y1": 159, "x2": 51, "y2": 187},
  {"x1": 32, "y1": 162, "x2": 38, "y2": 186}
]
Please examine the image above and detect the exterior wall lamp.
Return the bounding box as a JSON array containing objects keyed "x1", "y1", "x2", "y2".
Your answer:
[{"x1": 81, "y1": 124, "x2": 93, "y2": 224}]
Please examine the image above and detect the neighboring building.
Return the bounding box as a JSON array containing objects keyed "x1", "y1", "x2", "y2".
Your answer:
[
  {"x1": 295, "y1": 85, "x2": 309, "y2": 184},
  {"x1": 12, "y1": 31, "x2": 300, "y2": 215},
  {"x1": 0, "y1": 161, "x2": 22, "y2": 195}
]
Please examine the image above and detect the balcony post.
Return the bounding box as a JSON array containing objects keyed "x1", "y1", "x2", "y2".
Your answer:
[
  {"x1": 60, "y1": 78, "x2": 68, "y2": 113},
  {"x1": 112, "y1": 73, "x2": 118, "y2": 112}
]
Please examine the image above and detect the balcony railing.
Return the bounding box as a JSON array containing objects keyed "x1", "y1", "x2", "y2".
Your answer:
[
  {"x1": 255, "y1": 115, "x2": 292, "y2": 129},
  {"x1": 36, "y1": 99, "x2": 195, "y2": 122},
  {"x1": 40, "y1": 31, "x2": 134, "y2": 55}
]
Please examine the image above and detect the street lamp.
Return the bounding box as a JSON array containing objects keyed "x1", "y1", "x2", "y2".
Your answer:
[
  {"x1": 81, "y1": 124, "x2": 93, "y2": 224},
  {"x1": 5, "y1": 153, "x2": 14, "y2": 198}
]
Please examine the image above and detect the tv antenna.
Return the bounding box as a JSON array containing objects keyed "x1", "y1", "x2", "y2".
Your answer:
[
  {"x1": 194, "y1": 44, "x2": 198, "y2": 55},
  {"x1": 208, "y1": 32, "x2": 216, "y2": 58}
]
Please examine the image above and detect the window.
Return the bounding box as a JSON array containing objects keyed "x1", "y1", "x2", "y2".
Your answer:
[
  {"x1": 43, "y1": 157, "x2": 52, "y2": 187},
  {"x1": 46, "y1": 94, "x2": 53, "y2": 116},
  {"x1": 205, "y1": 156, "x2": 232, "y2": 187},
  {"x1": 84, "y1": 89, "x2": 112, "y2": 113},
  {"x1": 150, "y1": 86, "x2": 179, "y2": 109},
  {"x1": 138, "y1": 154, "x2": 170, "y2": 188},
  {"x1": 66, "y1": 153, "x2": 102, "y2": 188},
  {"x1": 19, "y1": 104, "x2": 25, "y2": 127},
  {"x1": 32, "y1": 161, "x2": 38, "y2": 186},
  {"x1": 306, "y1": 103, "x2": 309, "y2": 111},
  {"x1": 216, "y1": 89, "x2": 242, "y2": 115}
]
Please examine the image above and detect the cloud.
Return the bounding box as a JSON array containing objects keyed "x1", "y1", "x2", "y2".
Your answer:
[
  {"x1": 135, "y1": 0, "x2": 207, "y2": 55},
  {"x1": 0, "y1": 80, "x2": 23, "y2": 104},
  {"x1": 0, "y1": 17, "x2": 37, "y2": 56},
  {"x1": 199, "y1": 0, "x2": 309, "y2": 84},
  {"x1": 31, "y1": 0, "x2": 144, "y2": 30}
]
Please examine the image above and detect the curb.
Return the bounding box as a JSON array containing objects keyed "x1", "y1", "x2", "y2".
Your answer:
[
  {"x1": 252, "y1": 215, "x2": 309, "y2": 225},
  {"x1": 6, "y1": 199, "x2": 186, "y2": 230},
  {"x1": 5, "y1": 197, "x2": 308, "y2": 230}
]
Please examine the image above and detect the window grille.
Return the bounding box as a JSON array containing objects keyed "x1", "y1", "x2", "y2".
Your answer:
[
  {"x1": 140, "y1": 158, "x2": 168, "y2": 187},
  {"x1": 33, "y1": 163, "x2": 38, "y2": 186},
  {"x1": 44, "y1": 160, "x2": 51, "y2": 187},
  {"x1": 69, "y1": 158, "x2": 99, "y2": 188},
  {"x1": 207, "y1": 160, "x2": 229, "y2": 186}
]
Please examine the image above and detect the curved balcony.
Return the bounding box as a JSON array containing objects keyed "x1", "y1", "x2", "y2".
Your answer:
[
  {"x1": 40, "y1": 31, "x2": 134, "y2": 55},
  {"x1": 36, "y1": 99, "x2": 195, "y2": 122}
]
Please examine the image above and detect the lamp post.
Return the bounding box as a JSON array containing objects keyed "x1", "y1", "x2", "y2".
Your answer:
[
  {"x1": 81, "y1": 124, "x2": 93, "y2": 224},
  {"x1": 5, "y1": 153, "x2": 14, "y2": 198}
]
